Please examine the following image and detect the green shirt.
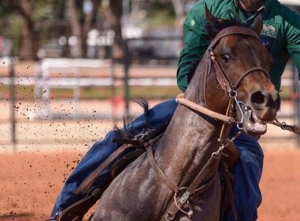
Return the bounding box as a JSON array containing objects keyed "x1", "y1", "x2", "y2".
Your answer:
[{"x1": 177, "y1": 0, "x2": 300, "y2": 91}]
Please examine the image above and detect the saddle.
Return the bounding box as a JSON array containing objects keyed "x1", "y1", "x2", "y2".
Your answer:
[
  {"x1": 52, "y1": 122, "x2": 169, "y2": 221},
  {"x1": 51, "y1": 188, "x2": 105, "y2": 221},
  {"x1": 110, "y1": 122, "x2": 169, "y2": 177}
]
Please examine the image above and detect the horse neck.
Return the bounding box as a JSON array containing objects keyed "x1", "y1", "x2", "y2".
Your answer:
[{"x1": 155, "y1": 52, "x2": 226, "y2": 187}]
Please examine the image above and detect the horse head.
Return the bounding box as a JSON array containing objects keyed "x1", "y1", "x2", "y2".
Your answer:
[{"x1": 187, "y1": 6, "x2": 280, "y2": 136}]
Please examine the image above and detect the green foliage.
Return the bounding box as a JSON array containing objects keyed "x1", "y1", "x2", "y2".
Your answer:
[
  {"x1": 51, "y1": 0, "x2": 67, "y2": 19},
  {"x1": 143, "y1": 2, "x2": 176, "y2": 28},
  {"x1": 33, "y1": 0, "x2": 54, "y2": 21},
  {"x1": 0, "y1": 84, "x2": 181, "y2": 100},
  {"x1": 149, "y1": 2, "x2": 176, "y2": 18},
  {"x1": 0, "y1": 1, "x2": 67, "y2": 37},
  {"x1": 0, "y1": 14, "x2": 22, "y2": 38},
  {"x1": 0, "y1": 3, "x2": 20, "y2": 38},
  {"x1": 0, "y1": 83, "x2": 293, "y2": 101}
]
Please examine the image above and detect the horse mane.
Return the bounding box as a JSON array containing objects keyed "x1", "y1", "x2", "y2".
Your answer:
[
  {"x1": 187, "y1": 57, "x2": 203, "y2": 84},
  {"x1": 114, "y1": 97, "x2": 151, "y2": 140}
]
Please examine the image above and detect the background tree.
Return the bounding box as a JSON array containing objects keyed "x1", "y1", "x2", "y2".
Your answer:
[
  {"x1": 0, "y1": 0, "x2": 38, "y2": 59},
  {"x1": 0, "y1": 0, "x2": 186, "y2": 60},
  {"x1": 66, "y1": 0, "x2": 101, "y2": 58},
  {"x1": 66, "y1": 0, "x2": 123, "y2": 58},
  {"x1": 0, "y1": 0, "x2": 66, "y2": 59},
  {"x1": 107, "y1": 0, "x2": 123, "y2": 59}
]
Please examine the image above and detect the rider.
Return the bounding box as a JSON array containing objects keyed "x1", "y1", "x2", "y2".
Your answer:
[{"x1": 50, "y1": 0, "x2": 300, "y2": 220}]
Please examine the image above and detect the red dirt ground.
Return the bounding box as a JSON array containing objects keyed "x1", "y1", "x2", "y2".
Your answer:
[{"x1": 0, "y1": 149, "x2": 300, "y2": 221}]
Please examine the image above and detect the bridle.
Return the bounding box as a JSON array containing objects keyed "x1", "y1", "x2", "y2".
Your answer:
[
  {"x1": 208, "y1": 26, "x2": 269, "y2": 94},
  {"x1": 163, "y1": 26, "x2": 273, "y2": 220},
  {"x1": 178, "y1": 26, "x2": 270, "y2": 128},
  {"x1": 208, "y1": 26, "x2": 270, "y2": 126},
  {"x1": 166, "y1": 27, "x2": 300, "y2": 220}
]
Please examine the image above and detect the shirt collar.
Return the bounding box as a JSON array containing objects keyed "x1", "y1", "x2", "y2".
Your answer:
[
  {"x1": 245, "y1": 5, "x2": 265, "y2": 22},
  {"x1": 234, "y1": 0, "x2": 267, "y2": 22}
]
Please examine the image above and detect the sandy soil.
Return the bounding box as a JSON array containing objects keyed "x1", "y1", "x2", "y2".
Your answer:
[{"x1": 0, "y1": 147, "x2": 300, "y2": 221}]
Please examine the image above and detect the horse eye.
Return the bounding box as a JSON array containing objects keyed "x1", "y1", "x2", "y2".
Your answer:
[{"x1": 221, "y1": 54, "x2": 231, "y2": 63}]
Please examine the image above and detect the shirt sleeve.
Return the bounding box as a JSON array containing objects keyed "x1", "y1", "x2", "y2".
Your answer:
[
  {"x1": 285, "y1": 9, "x2": 300, "y2": 80},
  {"x1": 176, "y1": 2, "x2": 210, "y2": 92}
]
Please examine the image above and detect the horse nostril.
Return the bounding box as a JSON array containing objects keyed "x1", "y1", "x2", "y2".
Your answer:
[{"x1": 250, "y1": 91, "x2": 268, "y2": 109}]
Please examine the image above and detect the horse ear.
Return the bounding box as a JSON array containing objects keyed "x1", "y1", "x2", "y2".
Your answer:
[
  {"x1": 252, "y1": 13, "x2": 263, "y2": 35},
  {"x1": 205, "y1": 4, "x2": 216, "y2": 22},
  {"x1": 204, "y1": 4, "x2": 221, "y2": 38}
]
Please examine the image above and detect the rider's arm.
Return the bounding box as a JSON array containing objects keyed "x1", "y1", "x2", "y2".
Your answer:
[
  {"x1": 177, "y1": 2, "x2": 210, "y2": 92},
  {"x1": 285, "y1": 8, "x2": 300, "y2": 80}
]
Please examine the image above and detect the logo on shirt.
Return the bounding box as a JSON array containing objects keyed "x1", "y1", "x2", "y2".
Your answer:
[
  {"x1": 260, "y1": 24, "x2": 278, "y2": 52},
  {"x1": 262, "y1": 24, "x2": 278, "y2": 38},
  {"x1": 190, "y1": 19, "x2": 195, "y2": 27}
]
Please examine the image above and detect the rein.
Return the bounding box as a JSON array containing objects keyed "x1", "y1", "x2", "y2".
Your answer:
[
  {"x1": 272, "y1": 119, "x2": 300, "y2": 135},
  {"x1": 176, "y1": 94, "x2": 235, "y2": 123}
]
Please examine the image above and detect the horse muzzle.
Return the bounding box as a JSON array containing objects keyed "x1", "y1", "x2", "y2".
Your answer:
[{"x1": 240, "y1": 89, "x2": 280, "y2": 136}]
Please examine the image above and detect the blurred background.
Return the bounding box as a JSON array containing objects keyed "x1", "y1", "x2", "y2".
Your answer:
[
  {"x1": 1, "y1": 0, "x2": 300, "y2": 220},
  {"x1": 0, "y1": 0, "x2": 192, "y2": 152}
]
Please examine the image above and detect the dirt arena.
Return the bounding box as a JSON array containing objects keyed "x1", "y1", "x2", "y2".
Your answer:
[{"x1": 1, "y1": 133, "x2": 300, "y2": 221}]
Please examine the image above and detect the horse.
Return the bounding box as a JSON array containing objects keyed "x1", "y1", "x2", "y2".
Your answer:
[{"x1": 91, "y1": 8, "x2": 280, "y2": 221}]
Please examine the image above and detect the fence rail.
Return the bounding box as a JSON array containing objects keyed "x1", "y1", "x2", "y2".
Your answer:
[{"x1": 1, "y1": 38, "x2": 300, "y2": 148}]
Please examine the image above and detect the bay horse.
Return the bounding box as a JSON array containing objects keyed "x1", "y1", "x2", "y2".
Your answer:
[{"x1": 91, "y1": 8, "x2": 280, "y2": 221}]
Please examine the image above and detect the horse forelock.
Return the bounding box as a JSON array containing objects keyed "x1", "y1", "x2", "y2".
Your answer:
[{"x1": 113, "y1": 97, "x2": 151, "y2": 140}]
